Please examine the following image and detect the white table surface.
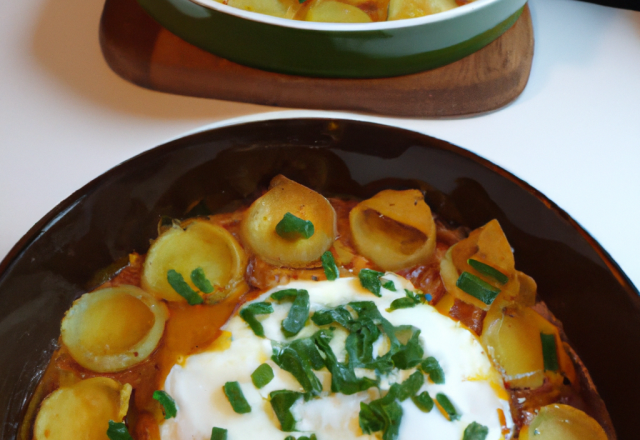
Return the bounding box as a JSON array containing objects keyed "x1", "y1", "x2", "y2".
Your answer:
[{"x1": 1, "y1": 0, "x2": 639, "y2": 290}]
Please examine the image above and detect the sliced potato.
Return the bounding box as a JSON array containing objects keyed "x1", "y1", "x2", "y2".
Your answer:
[
  {"x1": 142, "y1": 220, "x2": 249, "y2": 303},
  {"x1": 61, "y1": 285, "x2": 168, "y2": 373},
  {"x1": 388, "y1": 0, "x2": 457, "y2": 20},
  {"x1": 227, "y1": 0, "x2": 301, "y2": 18},
  {"x1": 520, "y1": 404, "x2": 607, "y2": 440},
  {"x1": 440, "y1": 219, "x2": 519, "y2": 311},
  {"x1": 349, "y1": 189, "x2": 436, "y2": 271},
  {"x1": 241, "y1": 175, "x2": 337, "y2": 268},
  {"x1": 482, "y1": 305, "x2": 575, "y2": 389},
  {"x1": 305, "y1": 0, "x2": 372, "y2": 22},
  {"x1": 34, "y1": 377, "x2": 132, "y2": 440},
  {"x1": 482, "y1": 306, "x2": 545, "y2": 389}
]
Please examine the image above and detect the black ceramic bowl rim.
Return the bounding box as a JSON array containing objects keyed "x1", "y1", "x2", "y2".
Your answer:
[{"x1": 1, "y1": 116, "x2": 638, "y2": 440}]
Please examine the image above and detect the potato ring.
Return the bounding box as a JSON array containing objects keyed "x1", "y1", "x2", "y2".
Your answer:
[
  {"x1": 34, "y1": 377, "x2": 131, "y2": 440},
  {"x1": 349, "y1": 189, "x2": 436, "y2": 271},
  {"x1": 61, "y1": 285, "x2": 168, "y2": 372},
  {"x1": 241, "y1": 175, "x2": 337, "y2": 268},
  {"x1": 142, "y1": 220, "x2": 249, "y2": 303}
]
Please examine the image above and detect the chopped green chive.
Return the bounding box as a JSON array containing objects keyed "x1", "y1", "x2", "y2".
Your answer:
[
  {"x1": 276, "y1": 212, "x2": 314, "y2": 239},
  {"x1": 251, "y1": 363, "x2": 275, "y2": 389},
  {"x1": 271, "y1": 288, "x2": 302, "y2": 302},
  {"x1": 285, "y1": 435, "x2": 317, "y2": 440},
  {"x1": 239, "y1": 301, "x2": 274, "y2": 337},
  {"x1": 106, "y1": 421, "x2": 133, "y2": 440},
  {"x1": 456, "y1": 271, "x2": 501, "y2": 305},
  {"x1": 210, "y1": 427, "x2": 228, "y2": 440},
  {"x1": 412, "y1": 391, "x2": 434, "y2": 412},
  {"x1": 436, "y1": 393, "x2": 460, "y2": 421},
  {"x1": 540, "y1": 333, "x2": 559, "y2": 372},
  {"x1": 270, "y1": 390, "x2": 303, "y2": 431},
  {"x1": 282, "y1": 290, "x2": 310, "y2": 337},
  {"x1": 359, "y1": 269, "x2": 384, "y2": 297},
  {"x1": 419, "y1": 356, "x2": 445, "y2": 384},
  {"x1": 223, "y1": 381, "x2": 251, "y2": 414},
  {"x1": 468, "y1": 259, "x2": 508, "y2": 285},
  {"x1": 152, "y1": 390, "x2": 177, "y2": 419},
  {"x1": 167, "y1": 269, "x2": 203, "y2": 305},
  {"x1": 462, "y1": 422, "x2": 489, "y2": 440},
  {"x1": 191, "y1": 267, "x2": 214, "y2": 293},
  {"x1": 321, "y1": 251, "x2": 339, "y2": 281},
  {"x1": 382, "y1": 280, "x2": 396, "y2": 291}
]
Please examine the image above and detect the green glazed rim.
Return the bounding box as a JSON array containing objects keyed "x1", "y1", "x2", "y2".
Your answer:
[{"x1": 136, "y1": 0, "x2": 526, "y2": 78}]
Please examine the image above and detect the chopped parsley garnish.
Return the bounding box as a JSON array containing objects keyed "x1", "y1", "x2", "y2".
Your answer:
[
  {"x1": 436, "y1": 393, "x2": 460, "y2": 421},
  {"x1": 540, "y1": 332, "x2": 559, "y2": 372},
  {"x1": 359, "y1": 269, "x2": 384, "y2": 297},
  {"x1": 283, "y1": 291, "x2": 310, "y2": 337},
  {"x1": 239, "y1": 301, "x2": 274, "y2": 337},
  {"x1": 314, "y1": 329, "x2": 377, "y2": 395},
  {"x1": 276, "y1": 212, "x2": 314, "y2": 239},
  {"x1": 210, "y1": 427, "x2": 228, "y2": 440},
  {"x1": 456, "y1": 271, "x2": 501, "y2": 305},
  {"x1": 270, "y1": 390, "x2": 303, "y2": 431},
  {"x1": 359, "y1": 386, "x2": 404, "y2": 440},
  {"x1": 467, "y1": 259, "x2": 508, "y2": 285},
  {"x1": 272, "y1": 338, "x2": 323, "y2": 396},
  {"x1": 251, "y1": 363, "x2": 275, "y2": 389},
  {"x1": 285, "y1": 435, "x2": 317, "y2": 440},
  {"x1": 411, "y1": 391, "x2": 434, "y2": 412},
  {"x1": 152, "y1": 390, "x2": 177, "y2": 419},
  {"x1": 223, "y1": 381, "x2": 251, "y2": 414},
  {"x1": 390, "y1": 327, "x2": 424, "y2": 370},
  {"x1": 321, "y1": 251, "x2": 339, "y2": 281},
  {"x1": 394, "y1": 371, "x2": 424, "y2": 401},
  {"x1": 462, "y1": 422, "x2": 489, "y2": 440},
  {"x1": 270, "y1": 289, "x2": 310, "y2": 337},
  {"x1": 106, "y1": 421, "x2": 133, "y2": 440},
  {"x1": 382, "y1": 279, "x2": 397, "y2": 291},
  {"x1": 167, "y1": 269, "x2": 204, "y2": 305},
  {"x1": 387, "y1": 290, "x2": 421, "y2": 312},
  {"x1": 419, "y1": 356, "x2": 445, "y2": 384},
  {"x1": 190, "y1": 267, "x2": 214, "y2": 293},
  {"x1": 311, "y1": 306, "x2": 353, "y2": 329}
]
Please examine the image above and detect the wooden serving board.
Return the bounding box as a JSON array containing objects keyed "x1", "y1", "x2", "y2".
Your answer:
[{"x1": 99, "y1": 0, "x2": 533, "y2": 117}]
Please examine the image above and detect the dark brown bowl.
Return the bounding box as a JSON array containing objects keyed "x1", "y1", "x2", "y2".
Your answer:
[{"x1": 1, "y1": 118, "x2": 638, "y2": 439}]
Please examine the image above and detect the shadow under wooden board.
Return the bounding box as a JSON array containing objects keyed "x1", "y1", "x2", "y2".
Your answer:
[{"x1": 99, "y1": 0, "x2": 534, "y2": 117}]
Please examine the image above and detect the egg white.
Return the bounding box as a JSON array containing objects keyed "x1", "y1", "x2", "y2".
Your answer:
[{"x1": 161, "y1": 274, "x2": 512, "y2": 440}]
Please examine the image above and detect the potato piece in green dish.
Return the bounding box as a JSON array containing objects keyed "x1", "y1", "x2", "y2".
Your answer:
[{"x1": 306, "y1": 1, "x2": 372, "y2": 23}]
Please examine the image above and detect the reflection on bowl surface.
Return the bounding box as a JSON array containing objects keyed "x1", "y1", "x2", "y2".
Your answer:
[
  {"x1": 135, "y1": 0, "x2": 528, "y2": 77},
  {"x1": 0, "y1": 118, "x2": 639, "y2": 440}
]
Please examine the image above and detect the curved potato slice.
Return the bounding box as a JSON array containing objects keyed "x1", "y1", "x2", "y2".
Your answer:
[
  {"x1": 34, "y1": 377, "x2": 132, "y2": 440},
  {"x1": 142, "y1": 220, "x2": 249, "y2": 303},
  {"x1": 481, "y1": 306, "x2": 545, "y2": 389},
  {"x1": 520, "y1": 404, "x2": 607, "y2": 440},
  {"x1": 61, "y1": 285, "x2": 168, "y2": 372},
  {"x1": 241, "y1": 175, "x2": 337, "y2": 268},
  {"x1": 440, "y1": 219, "x2": 519, "y2": 311},
  {"x1": 349, "y1": 189, "x2": 436, "y2": 271},
  {"x1": 305, "y1": 0, "x2": 372, "y2": 22},
  {"x1": 482, "y1": 306, "x2": 575, "y2": 389}
]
